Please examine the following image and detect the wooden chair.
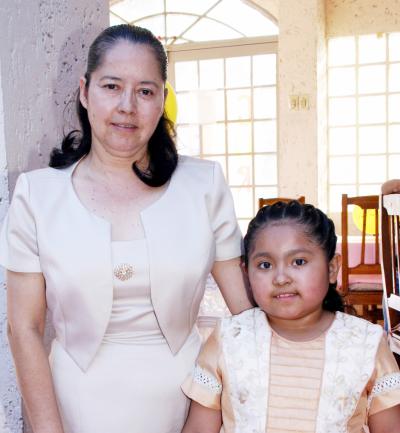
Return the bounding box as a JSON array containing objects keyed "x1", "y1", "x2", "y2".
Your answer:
[
  {"x1": 258, "y1": 196, "x2": 305, "y2": 209},
  {"x1": 341, "y1": 194, "x2": 383, "y2": 323},
  {"x1": 380, "y1": 194, "x2": 400, "y2": 357}
]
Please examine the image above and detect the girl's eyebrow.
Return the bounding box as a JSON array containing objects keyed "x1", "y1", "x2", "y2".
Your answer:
[{"x1": 252, "y1": 248, "x2": 313, "y2": 259}]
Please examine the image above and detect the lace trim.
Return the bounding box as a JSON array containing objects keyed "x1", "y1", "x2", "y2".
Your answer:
[
  {"x1": 193, "y1": 365, "x2": 222, "y2": 394},
  {"x1": 368, "y1": 372, "x2": 400, "y2": 406}
]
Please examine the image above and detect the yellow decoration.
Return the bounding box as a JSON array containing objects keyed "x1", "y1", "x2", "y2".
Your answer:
[
  {"x1": 352, "y1": 205, "x2": 378, "y2": 235},
  {"x1": 164, "y1": 81, "x2": 178, "y2": 124}
]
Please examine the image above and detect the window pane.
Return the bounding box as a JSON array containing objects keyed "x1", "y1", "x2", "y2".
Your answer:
[
  {"x1": 358, "y1": 95, "x2": 386, "y2": 124},
  {"x1": 226, "y1": 57, "x2": 251, "y2": 88},
  {"x1": 330, "y1": 157, "x2": 357, "y2": 184},
  {"x1": 329, "y1": 127, "x2": 356, "y2": 155},
  {"x1": 254, "y1": 121, "x2": 276, "y2": 152},
  {"x1": 231, "y1": 187, "x2": 253, "y2": 218},
  {"x1": 135, "y1": 15, "x2": 166, "y2": 39},
  {"x1": 197, "y1": 90, "x2": 225, "y2": 123},
  {"x1": 228, "y1": 155, "x2": 252, "y2": 186},
  {"x1": 238, "y1": 220, "x2": 251, "y2": 236},
  {"x1": 358, "y1": 65, "x2": 386, "y2": 94},
  {"x1": 227, "y1": 89, "x2": 251, "y2": 120},
  {"x1": 199, "y1": 59, "x2": 224, "y2": 89},
  {"x1": 227, "y1": 122, "x2": 252, "y2": 154},
  {"x1": 359, "y1": 184, "x2": 380, "y2": 195},
  {"x1": 389, "y1": 33, "x2": 400, "y2": 61},
  {"x1": 329, "y1": 67, "x2": 355, "y2": 96},
  {"x1": 109, "y1": 13, "x2": 126, "y2": 25},
  {"x1": 389, "y1": 64, "x2": 400, "y2": 92},
  {"x1": 389, "y1": 94, "x2": 400, "y2": 122},
  {"x1": 110, "y1": 0, "x2": 163, "y2": 23},
  {"x1": 166, "y1": 14, "x2": 197, "y2": 37},
  {"x1": 202, "y1": 124, "x2": 225, "y2": 155},
  {"x1": 254, "y1": 87, "x2": 276, "y2": 119},
  {"x1": 359, "y1": 34, "x2": 386, "y2": 64},
  {"x1": 253, "y1": 54, "x2": 276, "y2": 86},
  {"x1": 329, "y1": 97, "x2": 356, "y2": 126},
  {"x1": 208, "y1": 0, "x2": 278, "y2": 37},
  {"x1": 328, "y1": 37, "x2": 356, "y2": 66},
  {"x1": 166, "y1": 0, "x2": 216, "y2": 15},
  {"x1": 389, "y1": 125, "x2": 400, "y2": 153},
  {"x1": 176, "y1": 92, "x2": 198, "y2": 123},
  {"x1": 359, "y1": 155, "x2": 386, "y2": 183},
  {"x1": 389, "y1": 154, "x2": 400, "y2": 178},
  {"x1": 184, "y1": 17, "x2": 240, "y2": 42},
  {"x1": 255, "y1": 186, "x2": 278, "y2": 213},
  {"x1": 254, "y1": 155, "x2": 277, "y2": 185},
  {"x1": 176, "y1": 125, "x2": 200, "y2": 155},
  {"x1": 359, "y1": 126, "x2": 386, "y2": 154},
  {"x1": 175, "y1": 61, "x2": 198, "y2": 91},
  {"x1": 329, "y1": 185, "x2": 357, "y2": 212}
]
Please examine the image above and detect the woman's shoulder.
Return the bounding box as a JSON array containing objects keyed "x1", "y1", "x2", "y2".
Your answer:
[{"x1": 22, "y1": 165, "x2": 72, "y2": 183}]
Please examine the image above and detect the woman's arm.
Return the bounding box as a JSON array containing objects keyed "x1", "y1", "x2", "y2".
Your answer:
[
  {"x1": 182, "y1": 401, "x2": 222, "y2": 433},
  {"x1": 382, "y1": 179, "x2": 400, "y2": 195},
  {"x1": 368, "y1": 404, "x2": 400, "y2": 433},
  {"x1": 211, "y1": 258, "x2": 253, "y2": 314},
  {"x1": 7, "y1": 270, "x2": 64, "y2": 433}
]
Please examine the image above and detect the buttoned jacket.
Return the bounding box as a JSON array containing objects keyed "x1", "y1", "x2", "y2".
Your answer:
[{"x1": 0, "y1": 156, "x2": 241, "y2": 371}]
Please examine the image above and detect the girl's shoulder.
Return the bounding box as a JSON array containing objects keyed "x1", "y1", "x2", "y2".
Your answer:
[{"x1": 333, "y1": 311, "x2": 383, "y2": 334}]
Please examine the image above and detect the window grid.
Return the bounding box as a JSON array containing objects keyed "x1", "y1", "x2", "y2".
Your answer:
[
  {"x1": 170, "y1": 42, "x2": 278, "y2": 232},
  {"x1": 328, "y1": 33, "x2": 400, "y2": 213}
]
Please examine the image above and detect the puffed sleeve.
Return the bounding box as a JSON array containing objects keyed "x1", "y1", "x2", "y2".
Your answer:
[
  {"x1": 208, "y1": 162, "x2": 242, "y2": 261},
  {"x1": 367, "y1": 335, "x2": 400, "y2": 416},
  {"x1": 0, "y1": 173, "x2": 41, "y2": 272},
  {"x1": 182, "y1": 324, "x2": 223, "y2": 410}
]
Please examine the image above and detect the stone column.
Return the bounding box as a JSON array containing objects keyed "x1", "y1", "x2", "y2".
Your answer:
[
  {"x1": 277, "y1": 0, "x2": 327, "y2": 207},
  {"x1": 0, "y1": 1, "x2": 109, "y2": 432}
]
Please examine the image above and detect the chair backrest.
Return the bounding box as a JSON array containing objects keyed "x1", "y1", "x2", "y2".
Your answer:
[
  {"x1": 341, "y1": 194, "x2": 381, "y2": 293},
  {"x1": 258, "y1": 196, "x2": 305, "y2": 209},
  {"x1": 380, "y1": 194, "x2": 400, "y2": 353}
]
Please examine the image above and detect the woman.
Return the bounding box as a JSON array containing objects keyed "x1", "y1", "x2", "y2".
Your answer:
[{"x1": 0, "y1": 25, "x2": 251, "y2": 433}]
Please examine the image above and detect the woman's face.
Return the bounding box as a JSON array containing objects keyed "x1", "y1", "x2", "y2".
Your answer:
[{"x1": 79, "y1": 40, "x2": 166, "y2": 161}]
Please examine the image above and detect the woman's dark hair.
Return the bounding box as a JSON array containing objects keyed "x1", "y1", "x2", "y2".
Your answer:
[
  {"x1": 49, "y1": 24, "x2": 177, "y2": 187},
  {"x1": 243, "y1": 200, "x2": 344, "y2": 313}
]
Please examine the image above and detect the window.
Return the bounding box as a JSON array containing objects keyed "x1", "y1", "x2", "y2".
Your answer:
[
  {"x1": 327, "y1": 33, "x2": 400, "y2": 213},
  {"x1": 169, "y1": 39, "x2": 278, "y2": 233}
]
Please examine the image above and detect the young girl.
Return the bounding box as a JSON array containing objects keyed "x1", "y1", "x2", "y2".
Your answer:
[{"x1": 182, "y1": 201, "x2": 400, "y2": 433}]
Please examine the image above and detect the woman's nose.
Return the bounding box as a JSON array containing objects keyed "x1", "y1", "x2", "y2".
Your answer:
[{"x1": 118, "y1": 91, "x2": 137, "y2": 114}]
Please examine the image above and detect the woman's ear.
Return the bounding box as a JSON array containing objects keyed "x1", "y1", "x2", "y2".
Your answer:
[
  {"x1": 328, "y1": 253, "x2": 341, "y2": 284},
  {"x1": 79, "y1": 76, "x2": 88, "y2": 109}
]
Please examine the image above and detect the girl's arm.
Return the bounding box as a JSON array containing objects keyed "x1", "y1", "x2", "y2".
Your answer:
[
  {"x1": 7, "y1": 270, "x2": 65, "y2": 433},
  {"x1": 182, "y1": 401, "x2": 222, "y2": 433},
  {"x1": 211, "y1": 258, "x2": 253, "y2": 314},
  {"x1": 368, "y1": 404, "x2": 400, "y2": 433}
]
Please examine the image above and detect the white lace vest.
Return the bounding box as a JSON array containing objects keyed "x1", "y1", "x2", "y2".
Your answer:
[{"x1": 219, "y1": 308, "x2": 383, "y2": 433}]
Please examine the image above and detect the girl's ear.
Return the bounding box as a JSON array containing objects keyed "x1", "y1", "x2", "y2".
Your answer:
[
  {"x1": 328, "y1": 253, "x2": 341, "y2": 284},
  {"x1": 240, "y1": 258, "x2": 248, "y2": 275}
]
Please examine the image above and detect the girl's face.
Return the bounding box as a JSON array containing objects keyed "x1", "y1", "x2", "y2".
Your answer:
[
  {"x1": 246, "y1": 222, "x2": 340, "y2": 324},
  {"x1": 79, "y1": 40, "x2": 166, "y2": 161}
]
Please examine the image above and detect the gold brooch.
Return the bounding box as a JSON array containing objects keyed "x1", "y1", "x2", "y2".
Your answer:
[{"x1": 113, "y1": 263, "x2": 134, "y2": 281}]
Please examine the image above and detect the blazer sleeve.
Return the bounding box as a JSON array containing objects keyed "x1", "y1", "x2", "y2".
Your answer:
[
  {"x1": 208, "y1": 162, "x2": 242, "y2": 261},
  {"x1": 0, "y1": 173, "x2": 42, "y2": 272}
]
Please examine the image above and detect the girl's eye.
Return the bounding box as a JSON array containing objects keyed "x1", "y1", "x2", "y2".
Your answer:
[
  {"x1": 293, "y1": 258, "x2": 306, "y2": 266},
  {"x1": 259, "y1": 261, "x2": 271, "y2": 270}
]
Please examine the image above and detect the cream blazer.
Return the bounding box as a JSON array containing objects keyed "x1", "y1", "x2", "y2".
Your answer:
[{"x1": 0, "y1": 155, "x2": 241, "y2": 371}]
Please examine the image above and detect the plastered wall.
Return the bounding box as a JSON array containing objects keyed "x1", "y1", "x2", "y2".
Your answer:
[{"x1": 0, "y1": 1, "x2": 109, "y2": 431}]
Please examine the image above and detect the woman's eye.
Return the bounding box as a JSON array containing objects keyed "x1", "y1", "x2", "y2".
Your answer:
[
  {"x1": 104, "y1": 83, "x2": 118, "y2": 90},
  {"x1": 140, "y1": 88, "x2": 153, "y2": 96},
  {"x1": 259, "y1": 261, "x2": 271, "y2": 269},
  {"x1": 293, "y1": 258, "x2": 306, "y2": 266}
]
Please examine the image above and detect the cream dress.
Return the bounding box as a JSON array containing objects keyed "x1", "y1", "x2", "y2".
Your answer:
[{"x1": 50, "y1": 239, "x2": 201, "y2": 433}]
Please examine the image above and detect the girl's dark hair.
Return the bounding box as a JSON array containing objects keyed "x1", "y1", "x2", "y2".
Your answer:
[
  {"x1": 243, "y1": 200, "x2": 344, "y2": 313},
  {"x1": 49, "y1": 24, "x2": 177, "y2": 187}
]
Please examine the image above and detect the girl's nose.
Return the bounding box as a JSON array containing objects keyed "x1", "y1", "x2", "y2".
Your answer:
[
  {"x1": 118, "y1": 91, "x2": 137, "y2": 114},
  {"x1": 272, "y1": 267, "x2": 291, "y2": 286}
]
